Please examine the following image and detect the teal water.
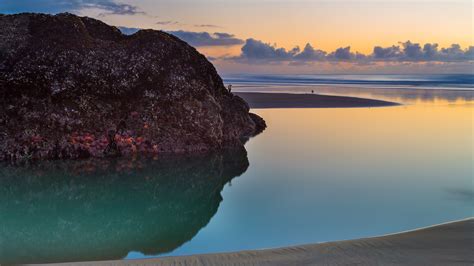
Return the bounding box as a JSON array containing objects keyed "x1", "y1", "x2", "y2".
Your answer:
[
  {"x1": 0, "y1": 88, "x2": 472, "y2": 264},
  {"x1": 0, "y1": 149, "x2": 249, "y2": 263}
]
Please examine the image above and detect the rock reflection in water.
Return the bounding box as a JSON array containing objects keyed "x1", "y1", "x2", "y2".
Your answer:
[{"x1": 0, "y1": 147, "x2": 249, "y2": 264}]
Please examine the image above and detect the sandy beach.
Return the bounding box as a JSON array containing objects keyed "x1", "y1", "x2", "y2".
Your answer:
[
  {"x1": 42, "y1": 218, "x2": 473, "y2": 265},
  {"x1": 235, "y1": 92, "x2": 399, "y2": 108}
]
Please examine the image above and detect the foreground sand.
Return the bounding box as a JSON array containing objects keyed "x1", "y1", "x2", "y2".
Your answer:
[
  {"x1": 235, "y1": 92, "x2": 399, "y2": 108},
  {"x1": 44, "y1": 219, "x2": 473, "y2": 266}
]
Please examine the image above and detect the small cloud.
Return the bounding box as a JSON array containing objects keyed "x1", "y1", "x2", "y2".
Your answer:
[
  {"x1": 294, "y1": 43, "x2": 327, "y2": 61},
  {"x1": 156, "y1": 20, "x2": 180, "y2": 26},
  {"x1": 194, "y1": 24, "x2": 221, "y2": 28},
  {"x1": 117, "y1": 27, "x2": 243, "y2": 48},
  {"x1": 423, "y1": 43, "x2": 439, "y2": 59},
  {"x1": 85, "y1": 1, "x2": 145, "y2": 16},
  {"x1": 373, "y1": 45, "x2": 402, "y2": 59},
  {"x1": 168, "y1": 31, "x2": 244, "y2": 47},
  {"x1": 117, "y1": 28, "x2": 244, "y2": 47},
  {"x1": 329, "y1": 46, "x2": 355, "y2": 60},
  {"x1": 465, "y1": 46, "x2": 474, "y2": 58},
  {"x1": 214, "y1": 32, "x2": 234, "y2": 39},
  {"x1": 401, "y1": 41, "x2": 424, "y2": 59},
  {"x1": 237, "y1": 38, "x2": 298, "y2": 61},
  {"x1": 440, "y1": 44, "x2": 466, "y2": 60}
]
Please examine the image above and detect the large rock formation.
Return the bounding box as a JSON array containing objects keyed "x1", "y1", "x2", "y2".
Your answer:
[{"x1": 0, "y1": 13, "x2": 266, "y2": 161}]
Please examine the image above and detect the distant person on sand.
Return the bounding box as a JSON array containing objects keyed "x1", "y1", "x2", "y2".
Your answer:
[
  {"x1": 311, "y1": 90, "x2": 314, "y2": 94},
  {"x1": 228, "y1": 84, "x2": 232, "y2": 93}
]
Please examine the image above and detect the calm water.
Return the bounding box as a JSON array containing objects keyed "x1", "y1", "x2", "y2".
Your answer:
[
  {"x1": 226, "y1": 74, "x2": 474, "y2": 104},
  {"x1": 0, "y1": 78, "x2": 473, "y2": 263},
  {"x1": 225, "y1": 74, "x2": 474, "y2": 90}
]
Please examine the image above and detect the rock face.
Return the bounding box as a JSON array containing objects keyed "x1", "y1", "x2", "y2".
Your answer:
[{"x1": 0, "y1": 13, "x2": 266, "y2": 161}]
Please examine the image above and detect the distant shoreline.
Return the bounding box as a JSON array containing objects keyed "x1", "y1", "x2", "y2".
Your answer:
[
  {"x1": 48, "y1": 218, "x2": 473, "y2": 265},
  {"x1": 235, "y1": 92, "x2": 400, "y2": 108},
  {"x1": 232, "y1": 84, "x2": 474, "y2": 92},
  {"x1": 223, "y1": 74, "x2": 474, "y2": 92}
]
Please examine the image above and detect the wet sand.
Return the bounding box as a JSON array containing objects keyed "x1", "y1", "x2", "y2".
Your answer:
[
  {"x1": 235, "y1": 92, "x2": 399, "y2": 108},
  {"x1": 45, "y1": 218, "x2": 473, "y2": 265}
]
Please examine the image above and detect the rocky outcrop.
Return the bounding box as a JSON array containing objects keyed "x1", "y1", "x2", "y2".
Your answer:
[{"x1": 0, "y1": 13, "x2": 266, "y2": 161}]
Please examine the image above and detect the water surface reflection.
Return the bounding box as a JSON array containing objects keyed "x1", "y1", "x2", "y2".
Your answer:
[
  {"x1": 0, "y1": 148, "x2": 249, "y2": 264},
  {"x1": 233, "y1": 84, "x2": 474, "y2": 104}
]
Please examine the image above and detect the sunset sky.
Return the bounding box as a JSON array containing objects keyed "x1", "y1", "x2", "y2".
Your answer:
[{"x1": 1, "y1": 0, "x2": 473, "y2": 74}]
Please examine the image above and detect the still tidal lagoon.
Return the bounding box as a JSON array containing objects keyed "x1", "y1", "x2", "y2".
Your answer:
[{"x1": 0, "y1": 79, "x2": 472, "y2": 264}]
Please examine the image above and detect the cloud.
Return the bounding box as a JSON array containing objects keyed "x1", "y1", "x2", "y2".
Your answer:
[
  {"x1": 465, "y1": 46, "x2": 474, "y2": 58},
  {"x1": 402, "y1": 41, "x2": 424, "y2": 59},
  {"x1": 423, "y1": 43, "x2": 439, "y2": 59},
  {"x1": 213, "y1": 32, "x2": 234, "y2": 39},
  {"x1": 0, "y1": 0, "x2": 144, "y2": 15},
  {"x1": 373, "y1": 45, "x2": 402, "y2": 59},
  {"x1": 228, "y1": 38, "x2": 474, "y2": 64},
  {"x1": 371, "y1": 41, "x2": 474, "y2": 62},
  {"x1": 194, "y1": 24, "x2": 221, "y2": 28},
  {"x1": 294, "y1": 44, "x2": 327, "y2": 61},
  {"x1": 234, "y1": 41, "x2": 361, "y2": 63},
  {"x1": 440, "y1": 44, "x2": 468, "y2": 60},
  {"x1": 329, "y1": 46, "x2": 354, "y2": 60},
  {"x1": 117, "y1": 27, "x2": 244, "y2": 47},
  {"x1": 156, "y1": 20, "x2": 180, "y2": 26},
  {"x1": 238, "y1": 39, "x2": 299, "y2": 61},
  {"x1": 167, "y1": 31, "x2": 244, "y2": 47}
]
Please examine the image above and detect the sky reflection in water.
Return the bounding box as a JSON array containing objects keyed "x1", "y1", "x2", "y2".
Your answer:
[
  {"x1": 159, "y1": 93, "x2": 472, "y2": 258},
  {"x1": 0, "y1": 85, "x2": 472, "y2": 263}
]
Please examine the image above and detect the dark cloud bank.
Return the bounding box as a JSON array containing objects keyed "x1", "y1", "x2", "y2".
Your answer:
[
  {"x1": 169, "y1": 31, "x2": 244, "y2": 47},
  {"x1": 117, "y1": 26, "x2": 473, "y2": 64},
  {"x1": 2, "y1": 1, "x2": 471, "y2": 65},
  {"x1": 235, "y1": 39, "x2": 474, "y2": 63},
  {"x1": 119, "y1": 27, "x2": 244, "y2": 47}
]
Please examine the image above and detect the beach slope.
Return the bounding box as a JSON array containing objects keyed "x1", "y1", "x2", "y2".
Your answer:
[{"x1": 44, "y1": 219, "x2": 473, "y2": 266}]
